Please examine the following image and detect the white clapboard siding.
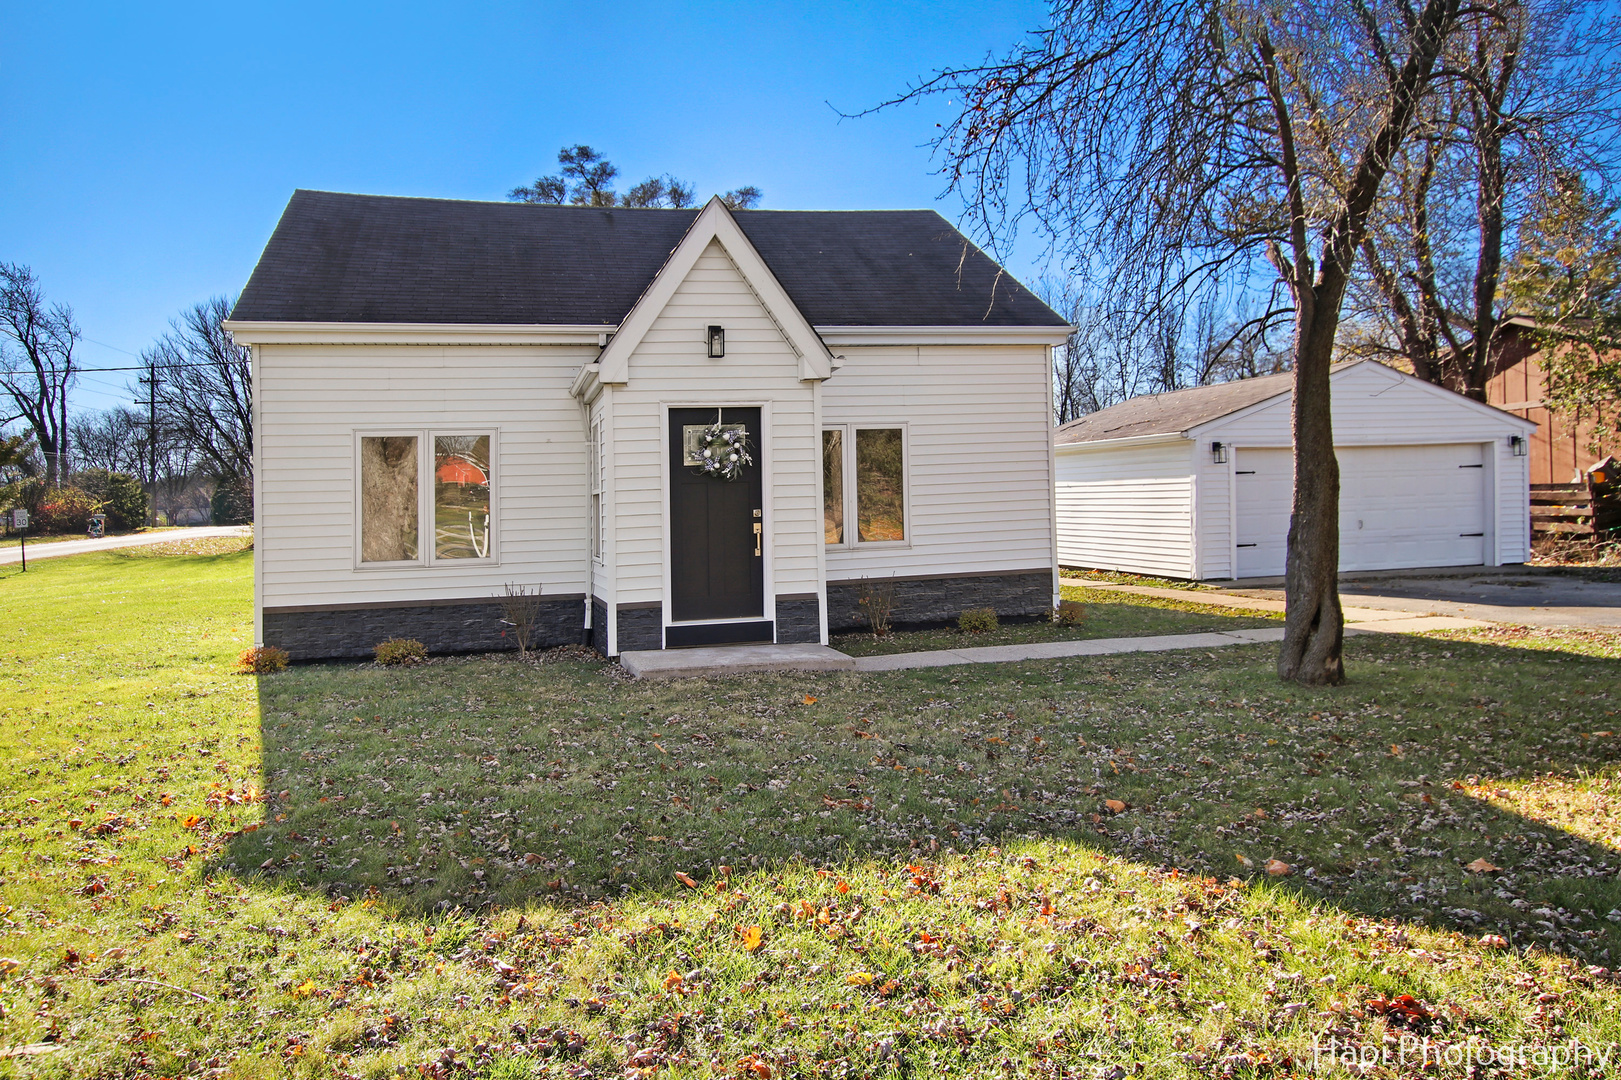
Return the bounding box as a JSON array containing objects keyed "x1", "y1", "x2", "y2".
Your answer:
[
  {"x1": 609, "y1": 240, "x2": 822, "y2": 606},
  {"x1": 1494, "y1": 440, "x2": 1531, "y2": 564},
  {"x1": 257, "y1": 343, "x2": 595, "y2": 608},
  {"x1": 822, "y1": 344, "x2": 1055, "y2": 581},
  {"x1": 1055, "y1": 439, "x2": 1196, "y2": 576}
]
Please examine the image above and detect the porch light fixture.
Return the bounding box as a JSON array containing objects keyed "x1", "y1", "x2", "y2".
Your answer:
[
  {"x1": 1211, "y1": 441, "x2": 1227, "y2": 464},
  {"x1": 1509, "y1": 434, "x2": 1527, "y2": 457},
  {"x1": 706, "y1": 325, "x2": 725, "y2": 358}
]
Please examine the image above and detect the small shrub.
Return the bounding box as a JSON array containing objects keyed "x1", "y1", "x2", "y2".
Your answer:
[
  {"x1": 33, "y1": 486, "x2": 102, "y2": 534},
  {"x1": 234, "y1": 645, "x2": 289, "y2": 674},
  {"x1": 212, "y1": 475, "x2": 253, "y2": 525},
  {"x1": 498, "y1": 582, "x2": 545, "y2": 657},
  {"x1": 1053, "y1": 600, "x2": 1085, "y2": 626},
  {"x1": 374, "y1": 637, "x2": 428, "y2": 666},
  {"x1": 856, "y1": 576, "x2": 896, "y2": 638},
  {"x1": 959, "y1": 607, "x2": 999, "y2": 633},
  {"x1": 74, "y1": 469, "x2": 147, "y2": 530}
]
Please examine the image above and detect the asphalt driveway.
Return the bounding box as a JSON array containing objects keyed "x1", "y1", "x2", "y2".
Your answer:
[{"x1": 1218, "y1": 566, "x2": 1621, "y2": 630}]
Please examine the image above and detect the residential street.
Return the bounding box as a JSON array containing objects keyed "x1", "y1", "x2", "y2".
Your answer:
[{"x1": 0, "y1": 525, "x2": 251, "y2": 566}]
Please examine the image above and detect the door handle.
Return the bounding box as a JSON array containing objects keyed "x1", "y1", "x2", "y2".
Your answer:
[{"x1": 753, "y1": 522, "x2": 762, "y2": 556}]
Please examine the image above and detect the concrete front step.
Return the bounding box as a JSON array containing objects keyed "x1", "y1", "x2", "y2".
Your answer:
[{"x1": 619, "y1": 643, "x2": 856, "y2": 679}]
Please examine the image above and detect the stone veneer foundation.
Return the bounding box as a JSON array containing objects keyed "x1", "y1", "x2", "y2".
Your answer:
[{"x1": 264, "y1": 569, "x2": 1052, "y2": 659}]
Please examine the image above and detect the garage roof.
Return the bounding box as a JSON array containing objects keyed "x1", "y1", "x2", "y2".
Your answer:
[
  {"x1": 1055, "y1": 367, "x2": 1309, "y2": 445},
  {"x1": 230, "y1": 190, "x2": 1069, "y2": 328}
]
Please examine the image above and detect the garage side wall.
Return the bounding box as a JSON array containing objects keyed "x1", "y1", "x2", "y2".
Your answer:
[
  {"x1": 1054, "y1": 439, "x2": 1196, "y2": 577},
  {"x1": 1493, "y1": 439, "x2": 1531, "y2": 564}
]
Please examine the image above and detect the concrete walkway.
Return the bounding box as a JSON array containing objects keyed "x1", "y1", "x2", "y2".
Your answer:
[
  {"x1": 0, "y1": 525, "x2": 251, "y2": 566},
  {"x1": 848, "y1": 626, "x2": 1288, "y2": 672},
  {"x1": 619, "y1": 582, "x2": 1502, "y2": 679}
]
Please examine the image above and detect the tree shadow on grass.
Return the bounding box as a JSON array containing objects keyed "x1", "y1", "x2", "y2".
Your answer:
[{"x1": 223, "y1": 633, "x2": 1621, "y2": 962}]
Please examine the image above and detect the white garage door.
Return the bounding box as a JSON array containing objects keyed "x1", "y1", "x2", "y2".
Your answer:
[{"x1": 1234, "y1": 444, "x2": 1486, "y2": 578}]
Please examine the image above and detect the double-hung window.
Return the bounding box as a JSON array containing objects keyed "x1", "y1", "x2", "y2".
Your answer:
[
  {"x1": 589, "y1": 418, "x2": 604, "y2": 561},
  {"x1": 357, "y1": 431, "x2": 496, "y2": 566},
  {"x1": 822, "y1": 424, "x2": 907, "y2": 547}
]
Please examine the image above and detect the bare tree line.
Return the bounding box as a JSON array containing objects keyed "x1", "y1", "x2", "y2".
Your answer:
[{"x1": 1, "y1": 273, "x2": 252, "y2": 526}]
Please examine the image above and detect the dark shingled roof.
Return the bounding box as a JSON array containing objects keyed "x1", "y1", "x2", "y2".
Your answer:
[
  {"x1": 1054, "y1": 368, "x2": 1306, "y2": 445},
  {"x1": 230, "y1": 190, "x2": 1068, "y2": 328}
]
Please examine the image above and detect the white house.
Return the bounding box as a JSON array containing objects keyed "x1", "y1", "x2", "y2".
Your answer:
[
  {"x1": 227, "y1": 191, "x2": 1072, "y2": 658},
  {"x1": 1053, "y1": 361, "x2": 1536, "y2": 580}
]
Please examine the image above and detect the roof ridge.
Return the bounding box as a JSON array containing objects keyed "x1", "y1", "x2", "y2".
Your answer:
[{"x1": 294, "y1": 190, "x2": 947, "y2": 216}]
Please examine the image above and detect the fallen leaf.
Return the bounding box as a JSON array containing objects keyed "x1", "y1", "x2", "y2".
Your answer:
[
  {"x1": 674, "y1": 871, "x2": 698, "y2": 889},
  {"x1": 1104, "y1": 799, "x2": 1127, "y2": 814},
  {"x1": 845, "y1": 971, "x2": 874, "y2": 986},
  {"x1": 740, "y1": 925, "x2": 763, "y2": 952},
  {"x1": 291, "y1": 979, "x2": 318, "y2": 998},
  {"x1": 1465, "y1": 858, "x2": 1500, "y2": 873},
  {"x1": 1264, "y1": 859, "x2": 1292, "y2": 876},
  {"x1": 1235, "y1": 854, "x2": 1253, "y2": 868},
  {"x1": 737, "y1": 1054, "x2": 774, "y2": 1078},
  {"x1": 1390, "y1": 744, "x2": 1403, "y2": 756},
  {"x1": 803, "y1": 694, "x2": 818, "y2": 705},
  {"x1": 1480, "y1": 934, "x2": 1509, "y2": 949},
  {"x1": 662, "y1": 969, "x2": 684, "y2": 990},
  {"x1": 836, "y1": 880, "x2": 850, "y2": 894}
]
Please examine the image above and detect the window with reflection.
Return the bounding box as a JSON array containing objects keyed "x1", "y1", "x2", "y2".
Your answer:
[
  {"x1": 434, "y1": 434, "x2": 491, "y2": 559},
  {"x1": 855, "y1": 427, "x2": 905, "y2": 542},
  {"x1": 822, "y1": 428, "x2": 844, "y2": 544},
  {"x1": 360, "y1": 435, "x2": 419, "y2": 562}
]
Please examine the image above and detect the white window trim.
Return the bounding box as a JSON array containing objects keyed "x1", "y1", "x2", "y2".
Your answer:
[
  {"x1": 590, "y1": 418, "x2": 605, "y2": 564},
  {"x1": 823, "y1": 422, "x2": 911, "y2": 550},
  {"x1": 352, "y1": 428, "x2": 500, "y2": 570}
]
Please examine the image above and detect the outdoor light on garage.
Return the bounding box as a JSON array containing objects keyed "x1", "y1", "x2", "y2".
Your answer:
[
  {"x1": 706, "y1": 325, "x2": 725, "y2": 358},
  {"x1": 1211, "y1": 441, "x2": 1227, "y2": 464},
  {"x1": 1510, "y1": 435, "x2": 1528, "y2": 457}
]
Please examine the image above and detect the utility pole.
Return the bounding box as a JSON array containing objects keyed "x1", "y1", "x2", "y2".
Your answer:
[{"x1": 137, "y1": 360, "x2": 159, "y2": 527}]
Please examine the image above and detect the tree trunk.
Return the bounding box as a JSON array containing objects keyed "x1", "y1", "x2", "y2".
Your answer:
[{"x1": 1278, "y1": 301, "x2": 1346, "y2": 686}]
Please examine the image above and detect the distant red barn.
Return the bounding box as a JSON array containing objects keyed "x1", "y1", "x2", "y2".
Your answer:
[{"x1": 436, "y1": 456, "x2": 487, "y2": 485}]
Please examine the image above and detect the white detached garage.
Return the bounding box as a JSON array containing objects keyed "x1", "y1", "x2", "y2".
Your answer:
[{"x1": 1054, "y1": 361, "x2": 1535, "y2": 580}]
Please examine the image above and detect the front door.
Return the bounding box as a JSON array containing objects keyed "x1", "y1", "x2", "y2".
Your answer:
[{"x1": 668, "y1": 407, "x2": 769, "y2": 644}]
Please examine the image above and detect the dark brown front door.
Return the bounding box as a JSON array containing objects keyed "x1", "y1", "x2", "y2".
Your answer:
[{"x1": 669, "y1": 408, "x2": 766, "y2": 634}]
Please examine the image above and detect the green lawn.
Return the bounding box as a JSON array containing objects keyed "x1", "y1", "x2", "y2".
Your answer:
[
  {"x1": 4, "y1": 552, "x2": 1621, "y2": 1077},
  {"x1": 831, "y1": 585, "x2": 1278, "y2": 656}
]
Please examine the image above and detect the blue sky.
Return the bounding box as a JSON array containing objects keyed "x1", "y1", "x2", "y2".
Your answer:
[{"x1": 2, "y1": 1, "x2": 1053, "y2": 413}]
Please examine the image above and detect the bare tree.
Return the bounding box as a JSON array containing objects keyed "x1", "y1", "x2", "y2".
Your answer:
[
  {"x1": 875, "y1": 0, "x2": 1471, "y2": 683},
  {"x1": 0, "y1": 263, "x2": 78, "y2": 485},
  {"x1": 146, "y1": 297, "x2": 253, "y2": 484},
  {"x1": 71, "y1": 407, "x2": 149, "y2": 477},
  {"x1": 1348, "y1": 0, "x2": 1621, "y2": 397}
]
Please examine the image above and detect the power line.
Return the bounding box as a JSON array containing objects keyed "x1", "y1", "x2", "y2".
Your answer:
[
  {"x1": 73, "y1": 360, "x2": 242, "y2": 373},
  {"x1": 82, "y1": 337, "x2": 142, "y2": 358}
]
